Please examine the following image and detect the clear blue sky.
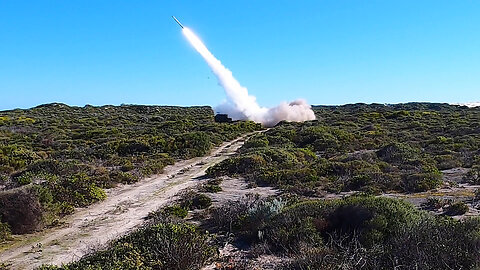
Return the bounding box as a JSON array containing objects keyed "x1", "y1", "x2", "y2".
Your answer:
[{"x1": 1, "y1": 1, "x2": 479, "y2": 110}]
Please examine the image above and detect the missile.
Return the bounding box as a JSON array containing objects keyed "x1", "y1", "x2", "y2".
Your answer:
[{"x1": 172, "y1": 16, "x2": 184, "y2": 29}]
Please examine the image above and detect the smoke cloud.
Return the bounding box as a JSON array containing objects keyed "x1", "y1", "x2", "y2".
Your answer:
[
  {"x1": 182, "y1": 27, "x2": 316, "y2": 127},
  {"x1": 452, "y1": 102, "x2": 480, "y2": 108}
]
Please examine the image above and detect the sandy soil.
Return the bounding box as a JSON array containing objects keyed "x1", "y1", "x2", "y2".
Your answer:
[
  {"x1": 202, "y1": 242, "x2": 287, "y2": 270},
  {"x1": 0, "y1": 133, "x2": 255, "y2": 269},
  {"x1": 201, "y1": 177, "x2": 281, "y2": 270},
  {"x1": 208, "y1": 176, "x2": 278, "y2": 205}
]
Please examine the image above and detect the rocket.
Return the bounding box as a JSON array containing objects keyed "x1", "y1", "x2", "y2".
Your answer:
[{"x1": 172, "y1": 16, "x2": 184, "y2": 29}]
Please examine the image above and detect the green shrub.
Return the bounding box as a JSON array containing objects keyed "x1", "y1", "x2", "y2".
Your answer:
[
  {"x1": 243, "y1": 135, "x2": 269, "y2": 148},
  {"x1": 172, "y1": 132, "x2": 212, "y2": 158},
  {"x1": 240, "y1": 198, "x2": 286, "y2": 241},
  {"x1": 120, "y1": 160, "x2": 134, "y2": 172},
  {"x1": 163, "y1": 205, "x2": 188, "y2": 219},
  {"x1": 180, "y1": 191, "x2": 212, "y2": 210},
  {"x1": 206, "y1": 154, "x2": 266, "y2": 176},
  {"x1": 202, "y1": 183, "x2": 222, "y2": 193},
  {"x1": 444, "y1": 201, "x2": 469, "y2": 216},
  {"x1": 435, "y1": 154, "x2": 461, "y2": 170},
  {"x1": 0, "y1": 189, "x2": 43, "y2": 234},
  {"x1": 59, "y1": 202, "x2": 75, "y2": 216},
  {"x1": 140, "y1": 155, "x2": 173, "y2": 176},
  {"x1": 109, "y1": 170, "x2": 139, "y2": 184},
  {"x1": 264, "y1": 196, "x2": 423, "y2": 252},
  {"x1": 277, "y1": 201, "x2": 480, "y2": 270},
  {"x1": 0, "y1": 222, "x2": 11, "y2": 242},
  {"x1": 47, "y1": 173, "x2": 106, "y2": 207},
  {"x1": 376, "y1": 143, "x2": 420, "y2": 164},
  {"x1": 52, "y1": 223, "x2": 216, "y2": 270},
  {"x1": 402, "y1": 172, "x2": 442, "y2": 192},
  {"x1": 210, "y1": 195, "x2": 262, "y2": 233},
  {"x1": 464, "y1": 166, "x2": 480, "y2": 184},
  {"x1": 14, "y1": 172, "x2": 33, "y2": 185},
  {"x1": 387, "y1": 216, "x2": 480, "y2": 269},
  {"x1": 421, "y1": 197, "x2": 449, "y2": 210},
  {"x1": 200, "y1": 178, "x2": 224, "y2": 193},
  {"x1": 116, "y1": 139, "x2": 151, "y2": 156},
  {"x1": 192, "y1": 193, "x2": 212, "y2": 209}
]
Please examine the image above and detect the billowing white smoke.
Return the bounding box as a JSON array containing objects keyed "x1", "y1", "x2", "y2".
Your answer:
[
  {"x1": 452, "y1": 102, "x2": 480, "y2": 108},
  {"x1": 182, "y1": 27, "x2": 316, "y2": 127}
]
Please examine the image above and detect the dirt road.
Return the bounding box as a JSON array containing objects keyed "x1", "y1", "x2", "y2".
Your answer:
[{"x1": 0, "y1": 133, "x2": 254, "y2": 269}]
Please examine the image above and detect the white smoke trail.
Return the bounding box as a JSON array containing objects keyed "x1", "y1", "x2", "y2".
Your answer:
[{"x1": 182, "y1": 27, "x2": 316, "y2": 127}]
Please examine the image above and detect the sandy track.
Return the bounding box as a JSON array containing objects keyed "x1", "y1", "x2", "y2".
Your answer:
[
  {"x1": 201, "y1": 177, "x2": 280, "y2": 270},
  {"x1": 0, "y1": 133, "x2": 254, "y2": 269}
]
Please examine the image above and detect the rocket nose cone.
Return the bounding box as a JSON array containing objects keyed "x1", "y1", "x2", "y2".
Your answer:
[{"x1": 172, "y1": 16, "x2": 184, "y2": 29}]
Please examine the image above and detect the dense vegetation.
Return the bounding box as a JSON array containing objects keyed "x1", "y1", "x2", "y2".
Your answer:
[
  {"x1": 39, "y1": 222, "x2": 216, "y2": 270},
  {"x1": 10, "y1": 102, "x2": 480, "y2": 269},
  {"x1": 39, "y1": 189, "x2": 220, "y2": 270},
  {"x1": 212, "y1": 195, "x2": 480, "y2": 269},
  {"x1": 49, "y1": 195, "x2": 480, "y2": 270},
  {"x1": 0, "y1": 103, "x2": 260, "y2": 238},
  {"x1": 208, "y1": 103, "x2": 480, "y2": 195}
]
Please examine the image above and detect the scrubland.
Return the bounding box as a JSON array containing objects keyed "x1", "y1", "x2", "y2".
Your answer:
[{"x1": 2, "y1": 103, "x2": 480, "y2": 269}]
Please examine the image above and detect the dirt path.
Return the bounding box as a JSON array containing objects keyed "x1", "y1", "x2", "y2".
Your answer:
[{"x1": 0, "y1": 133, "x2": 255, "y2": 269}]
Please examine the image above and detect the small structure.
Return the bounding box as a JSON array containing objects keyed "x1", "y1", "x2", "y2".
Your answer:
[{"x1": 214, "y1": 114, "x2": 232, "y2": 123}]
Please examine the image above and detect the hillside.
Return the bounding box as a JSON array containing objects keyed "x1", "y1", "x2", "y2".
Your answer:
[
  {"x1": 1, "y1": 102, "x2": 480, "y2": 269},
  {"x1": 209, "y1": 102, "x2": 480, "y2": 194},
  {"x1": 0, "y1": 104, "x2": 260, "y2": 239}
]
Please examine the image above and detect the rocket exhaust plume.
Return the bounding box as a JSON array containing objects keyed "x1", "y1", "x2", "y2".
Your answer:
[{"x1": 175, "y1": 17, "x2": 316, "y2": 127}]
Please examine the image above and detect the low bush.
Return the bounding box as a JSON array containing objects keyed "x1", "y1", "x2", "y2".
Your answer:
[
  {"x1": 0, "y1": 189, "x2": 43, "y2": 234},
  {"x1": 402, "y1": 171, "x2": 442, "y2": 192},
  {"x1": 46, "y1": 173, "x2": 106, "y2": 207},
  {"x1": 282, "y1": 216, "x2": 480, "y2": 270},
  {"x1": 272, "y1": 197, "x2": 480, "y2": 269},
  {"x1": 475, "y1": 188, "x2": 480, "y2": 201},
  {"x1": 264, "y1": 196, "x2": 423, "y2": 252},
  {"x1": 0, "y1": 222, "x2": 11, "y2": 242},
  {"x1": 202, "y1": 183, "x2": 222, "y2": 193},
  {"x1": 14, "y1": 172, "x2": 34, "y2": 186},
  {"x1": 180, "y1": 191, "x2": 212, "y2": 210},
  {"x1": 41, "y1": 223, "x2": 217, "y2": 270},
  {"x1": 109, "y1": 170, "x2": 139, "y2": 184},
  {"x1": 376, "y1": 142, "x2": 420, "y2": 164},
  {"x1": 444, "y1": 201, "x2": 469, "y2": 216},
  {"x1": 191, "y1": 193, "x2": 212, "y2": 209},
  {"x1": 435, "y1": 154, "x2": 462, "y2": 170},
  {"x1": 210, "y1": 194, "x2": 263, "y2": 233},
  {"x1": 464, "y1": 166, "x2": 480, "y2": 184},
  {"x1": 421, "y1": 197, "x2": 450, "y2": 210},
  {"x1": 164, "y1": 205, "x2": 188, "y2": 219},
  {"x1": 387, "y1": 216, "x2": 480, "y2": 269},
  {"x1": 240, "y1": 198, "x2": 286, "y2": 241},
  {"x1": 281, "y1": 238, "x2": 382, "y2": 270}
]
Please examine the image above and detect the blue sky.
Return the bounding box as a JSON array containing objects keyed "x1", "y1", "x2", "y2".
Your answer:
[{"x1": 1, "y1": 1, "x2": 479, "y2": 110}]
